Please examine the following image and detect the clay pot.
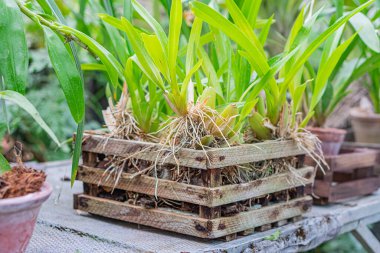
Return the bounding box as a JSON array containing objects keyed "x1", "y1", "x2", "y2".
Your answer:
[
  {"x1": 0, "y1": 182, "x2": 52, "y2": 253},
  {"x1": 351, "y1": 110, "x2": 380, "y2": 144},
  {"x1": 307, "y1": 127, "x2": 347, "y2": 156}
]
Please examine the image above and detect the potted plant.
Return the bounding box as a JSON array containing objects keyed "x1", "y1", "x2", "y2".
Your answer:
[
  {"x1": 349, "y1": 3, "x2": 380, "y2": 144},
  {"x1": 298, "y1": 1, "x2": 380, "y2": 203},
  {"x1": 300, "y1": 0, "x2": 380, "y2": 155},
  {"x1": 0, "y1": 150, "x2": 52, "y2": 253},
  {"x1": 0, "y1": 0, "x2": 88, "y2": 251},
  {"x1": 15, "y1": 0, "x2": 374, "y2": 240}
]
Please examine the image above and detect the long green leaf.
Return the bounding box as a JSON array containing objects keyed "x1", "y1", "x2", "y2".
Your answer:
[
  {"x1": 43, "y1": 27, "x2": 85, "y2": 123},
  {"x1": 0, "y1": 153, "x2": 11, "y2": 174},
  {"x1": 71, "y1": 120, "x2": 83, "y2": 186},
  {"x1": 226, "y1": 0, "x2": 266, "y2": 58},
  {"x1": 281, "y1": 0, "x2": 375, "y2": 96},
  {"x1": 186, "y1": 18, "x2": 203, "y2": 74},
  {"x1": 0, "y1": 0, "x2": 28, "y2": 94},
  {"x1": 168, "y1": 0, "x2": 182, "y2": 92},
  {"x1": 99, "y1": 14, "x2": 165, "y2": 90},
  {"x1": 58, "y1": 25, "x2": 124, "y2": 89},
  {"x1": 241, "y1": 0, "x2": 262, "y2": 28},
  {"x1": 132, "y1": 0, "x2": 168, "y2": 58},
  {"x1": 191, "y1": 1, "x2": 270, "y2": 77},
  {"x1": 141, "y1": 34, "x2": 170, "y2": 81},
  {"x1": 81, "y1": 63, "x2": 107, "y2": 71},
  {"x1": 0, "y1": 90, "x2": 60, "y2": 146},
  {"x1": 310, "y1": 34, "x2": 357, "y2": 111},
  {"x1": 350, "y1": 12, "x2": 380, "y2": 53}
]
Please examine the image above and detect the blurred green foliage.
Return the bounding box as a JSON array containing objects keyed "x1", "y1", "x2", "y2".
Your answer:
[{"x1": 308, "y1": 233, "x2": 366, "y2": 253}]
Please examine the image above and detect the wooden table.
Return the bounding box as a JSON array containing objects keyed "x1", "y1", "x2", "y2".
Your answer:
[{"x1": 26, "y1": 161, "x2": 380, "y2": 253}]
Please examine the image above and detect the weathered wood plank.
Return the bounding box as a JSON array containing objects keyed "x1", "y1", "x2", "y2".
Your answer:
[
  {"x1": 329, "y1": 177, "x2": 380, "y2": 202},
  {"x1": 200, "y1": 168, "x2": 222, "y2": 218},
  {"x1": 210, "y1": 167, "x2": 315, "y2": 206},
  {"x1": 313, "y1": 180, "x2": 332, "y2": 198},
  {"x1": 82, "y1": 152, "x2": 98, "y2": 167},
  {"x1": 314, "y1": 177, "x2": 380, "y2": 202},
  {"x1": 325, "y1": 149, "x2": 377, "y2": 172},
  {"x1": 77, "y1": 165, "x2": 211, "y2": 206},
  {"x1": 74, "y1": 194, "x2": 312, "y2": 238},
  {"x1": 74, "y1": 193, "x2": 213, "y2": 238},
  {"x1": 81, "y1": 132, "x2": 307, "y2": 169},
  {"x1": 206, "y1": 140, "x2": 306, "y2": 168},
  {"x1": 81, "y1": 133, "x2": 209, "y2": 169},
  {"x1": 352, "y1": 224, "x2": 380, "y2": 253},
  {"x1": 77, "y1": 166, "x2": 314, "y2": 207},
  {"x1": 342, "y1": 142, "x2": 380, "y2": 150}
]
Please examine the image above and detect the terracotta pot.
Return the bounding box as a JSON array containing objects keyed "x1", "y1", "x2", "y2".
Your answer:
[
  {"x1": 0, "y1": 182, "x2": 52, "y2": 253},
  {"x1": 351, "y1": 111, "x2": 380, "y2": 144},
  {"x1": 307, "y1": 127, "x2": 347, "y2": 156}
]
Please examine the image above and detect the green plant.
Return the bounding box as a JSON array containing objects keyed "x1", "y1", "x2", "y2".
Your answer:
[
  {"x1": 9, "y1": 0, "x2": 375, "y2": 182},
  {"x1": 191, "y1": 0, "x2": 375, "y2": 136},
  {"x1": 302, "y1": 0, "x2": 380, "y2": 126},
  {"x1": 0, "y1": 0, "x2": 85, "y2": 178}
]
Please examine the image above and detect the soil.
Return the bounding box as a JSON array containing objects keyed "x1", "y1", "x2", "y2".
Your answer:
[{"x1": 0, "y1": 166, "x2": 46, "y2": 199}]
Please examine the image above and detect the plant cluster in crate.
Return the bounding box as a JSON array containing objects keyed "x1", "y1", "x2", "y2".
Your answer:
[{"x1": 75, "y1": 133, "x2": 314, "y2": 239}]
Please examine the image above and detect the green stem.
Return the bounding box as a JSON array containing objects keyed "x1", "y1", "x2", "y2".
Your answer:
[{"x1": 17, "y1": 1, "x2": 96, "y2": 57}]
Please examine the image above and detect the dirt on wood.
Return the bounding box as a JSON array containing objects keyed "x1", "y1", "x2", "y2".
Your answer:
[{"x1": 0, "y1": 166, "x2": 46, "y2": 199}]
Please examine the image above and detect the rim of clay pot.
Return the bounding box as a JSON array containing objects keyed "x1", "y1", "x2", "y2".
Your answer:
[
  {"x1": 306, "y1": 126, "x2": 347, "y2": 135},
  {"x1": 350, "y1": 109, "x2": 380, "y2": 122},
  {"x1": 306, "y1": 126, "x2": 347, "y2": 143},
  {"x1": 0, "y1": 182, "x2": 52, "y2": 214}
]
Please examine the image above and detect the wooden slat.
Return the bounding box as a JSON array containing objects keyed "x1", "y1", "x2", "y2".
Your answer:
[
  {"x1": 81, "y1": 132, "x2": 307, "y2": 169},
  {"x1": 81, "y1": 133, "x2": 208, "y2": 169},
  {"x1": 325, "y1": 149, "x2": 377, "y2": 172},
  {"x1": 329, "y1": 177, "x2": 380, "y2": 202},
  {"x1": 314, "y1": 177, "x2": 380, "y2": 202},
  {"x1": 200, "y1": 168, "x2": 221, "y2": 218},
  {"x1": 75, "y1": 193, "x2": 212, "y2": 238},
  {"x1": 77, "y1": 165, "x2": 211, "y2": 206},
  {"x1": 74, "y1": 194, "x2": 312, "y2": 238},
  {"x1": 313, "y1": 180, "x2": 332, "y2": 198},
  {"x1": 82, "y1": 152, "x2": 98, "y2": 167},
  {"x1": 206, "y1": 140, "x2": 306, "y2": 168},
  {"x1": 77, "y1": 166, "x2": 314, "y2": 207},
  {"x1": 352, "y1": 224, "x2": 380, "y2": 253},
  {"x1": 342, "y1": 142, "x2": 380, "y2": 149},
  {"x1": 210, "y1": 167, "x2": 315, "y2": 206}
]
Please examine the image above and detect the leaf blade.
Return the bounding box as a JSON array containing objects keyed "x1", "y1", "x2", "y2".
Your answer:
[
  {"x1": 0, "y1": 0, "x2": 28, "y2": 94},
  {"x1": 43, "y1": 27, "x2": 85, "y2": 123},
  {"x1": 0, "y1": 90, "x2": 60, "y2": 146}
]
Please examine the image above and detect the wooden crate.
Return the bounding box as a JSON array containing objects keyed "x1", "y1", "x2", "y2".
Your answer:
[
  {"x1": 74, "y1": 131, "x2": 315, "y2": 240},
  {"x1": 313, "y1": 148, "x2": 380, "y2": 205}
]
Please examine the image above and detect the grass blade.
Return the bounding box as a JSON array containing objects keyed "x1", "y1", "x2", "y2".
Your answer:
[
  {"x1": 0, "y1": 90, "x2": 60, "y2": 146},
  {"x1": 132, "y1": 0, "x2": 168, "y2": 58},
  {"x1": 43, "y1": 27, "x2": 85, "y2": 123},
  {"x1": 350, "y1": 12, "x2": 380, "y2": 53},
  {"x1": 0, "y1": 0, "x2": 28, "y2": 94},
  {"x1": 310, "y1": 34, "x2": 357, "y2": 111},
  {"x1": 281, "y1": 0, "x2": 375, "y2": 96},
  {"x1": 71, "y1": 120, "x2": 83, "y2": 186},
  {"x1": 0, "y1": 153, "x2": 11, "y2": 174},
  {"x1": 168, "y1": 0, "x2": 182, "y2": 92}
]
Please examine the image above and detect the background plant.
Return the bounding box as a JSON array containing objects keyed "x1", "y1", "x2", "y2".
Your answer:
[
  {"x1": 191, "y1": 0, "x2": 374, "y2": 140},
  {"x1": 302, "y1": 0, "x2": 380, "y2": 126}
]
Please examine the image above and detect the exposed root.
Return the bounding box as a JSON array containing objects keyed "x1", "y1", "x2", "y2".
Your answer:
[{"x1": 104, "y1": 87, "x2": 157, "y2": 142}]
